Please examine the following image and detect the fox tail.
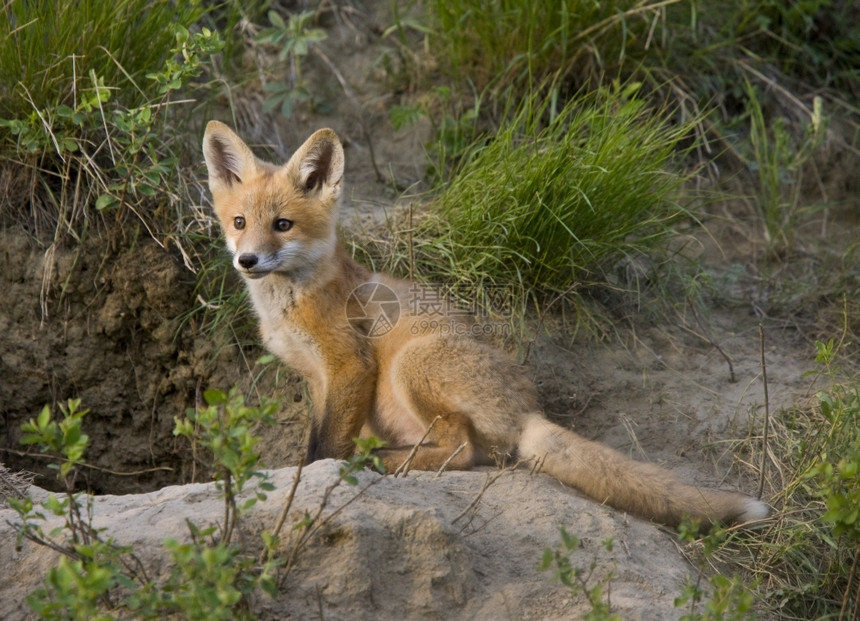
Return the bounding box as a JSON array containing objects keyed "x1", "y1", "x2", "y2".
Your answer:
[{"x1": 517, "y1": 415, "x2": 769, "y2": 528}]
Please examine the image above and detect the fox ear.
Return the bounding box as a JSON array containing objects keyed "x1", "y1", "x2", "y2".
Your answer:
[
  {"x1": 286, "y1": 129, "x2": 345, "y2": 202},
  {"x1": 202, "y1": 121, "x2": 258, "y2": 191}
]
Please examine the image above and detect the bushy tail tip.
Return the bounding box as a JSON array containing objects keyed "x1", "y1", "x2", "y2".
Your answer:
[{"x1": 736, "y1": 498, "x2": 771, "y2": 525}]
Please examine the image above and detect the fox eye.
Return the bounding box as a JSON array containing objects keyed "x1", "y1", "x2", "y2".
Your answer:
[
  {"x1": 274, "y1": 218, "x2": 294, "y2": 232},
  {"x1": 233, "y1": 216, "x2": 245, "y2": 230}
]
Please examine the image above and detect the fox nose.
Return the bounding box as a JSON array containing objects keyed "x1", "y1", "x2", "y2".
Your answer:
[{"x1": 237, "y1": 253, "x2": 258, "y2": 269}]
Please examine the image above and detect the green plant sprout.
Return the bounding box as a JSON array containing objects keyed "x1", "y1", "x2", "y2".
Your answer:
[
  {"x1": 174, "y1": 387, "x2": 278, "y2": 545},
  {"x1": 539, "y1": 526, "x2": 619, "y2": 620},
  {"x1": 256, "y1": 10, "x2": 327, "y2": 118},
  {"x1": 674, "y1": 521, "x2": 756, "y2": 620}
]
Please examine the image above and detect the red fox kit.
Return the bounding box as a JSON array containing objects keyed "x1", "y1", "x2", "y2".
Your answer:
[{"x1": 202, "y1": 121, "x2": 769, "y2": 528}]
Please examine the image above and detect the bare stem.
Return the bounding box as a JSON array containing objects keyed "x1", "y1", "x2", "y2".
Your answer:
[
  {"x1": 757, "y1": 324, "x2": 770, "y2": 500},
  {"x1": 687, "y1": 297, "x2": 735, "y2": 383},
  {"x1": 394, "y1": 416, "x2": 441, "y2": 477},
  {"x1": 261, "y1": 458, "x2": 305, "y2": 564},
  {"x1": 434, "y1": 443, "x2": 468, "y2": 478}
]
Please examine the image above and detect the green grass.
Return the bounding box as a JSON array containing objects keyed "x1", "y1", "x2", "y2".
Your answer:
[
  {"x1": 425, "y1": 0, "x2": 661, "y2": 98},
  {"x1": 743, "y1": 80, "x2": 826, "y2": 254},
  {"x1": 424, "y1": 0, "x2": 860, "y2": 120},
  {"x1": 418, "y1": 0, "x2": 859, "y2": 255},
  {"x1": 0, "y1": 0, "x2": 205, "y2": 117},
  {"x1": 0, "y1": 1, "x2": 223, "y2": 246},
  {"x1": 382, "y1": 85, "x2": 696, "y2": 324}
]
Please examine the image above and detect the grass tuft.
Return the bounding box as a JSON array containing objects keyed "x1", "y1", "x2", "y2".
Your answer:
[{"x1": 401, "y1": 86, "x2": 696, "y2": 317}]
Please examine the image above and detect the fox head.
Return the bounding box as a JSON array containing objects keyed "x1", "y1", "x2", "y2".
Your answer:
[{"x1": 202, "y1": 121, "x2": 344, "y2": 281}]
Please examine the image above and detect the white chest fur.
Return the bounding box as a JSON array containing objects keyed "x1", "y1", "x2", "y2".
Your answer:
[{"x1": 245, "y1": 277, "x2": 327, "y2": 399}]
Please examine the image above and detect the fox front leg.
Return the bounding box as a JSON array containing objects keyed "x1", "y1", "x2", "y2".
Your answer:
[{"x1": 306, "y1": 361, "x2": 377, "y2": 462}]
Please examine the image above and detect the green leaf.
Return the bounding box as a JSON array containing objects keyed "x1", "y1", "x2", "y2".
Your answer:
[
  {"x1": 64, "y1": 423, "x2": 81, "y2": 447},
  {"x1": 174, "y1": 24, "x2": 189, "y2": 43},
  {"x1": 538, "y1": 548, "x2": 553, "y2": 571},
  {"x1": 59, "y1": 136, "x2": 78, "y2": 153},
  {"x1": 261, "y1": 531, "x2": 278, "y2": 549},
  {"x1": 54, "y1": 105, "x2": 75, "y2": 118},
  {"x1": 204, "y1": 389, "x2": 228, "y2": 405},
  {"x1": 37, "y1": 405, "x2": 51, "y2": 429},
  {"x1": 95, "y1": 194, "x2": 118, "y2": 211},
  {"x1": 559, "y1": 527, "x2": 578, "y2": 551},
  {"x1": 268, "y1": 10, "x2": 285, "y2": 29}
]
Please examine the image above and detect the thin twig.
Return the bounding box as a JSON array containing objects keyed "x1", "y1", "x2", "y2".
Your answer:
[
  {"x1": 528, "y1": 453, "x2": 546, "y2": 476},
  {"x1": 434, "y1": 443, "x2": 468, "y2": 478},
  {"x1": 394, "y1": 416, "x2": 441, "y2": 477},
  {"x1": 687, "y1": 297, "x2": 735, "y2": 383},
  {"x1": 311, "y1": 47, "x2": 392, "y2": 187},
  {"x1": 839, "y1": 548, "x2": 859, "y2": 621},
  {"x1": 452, "y1": 461, "x2": 524, "y2": 529},
  {"x1": 757, "y1": 324, "x2": 770, "y2": 500},
  {"x1": 279, "y1": 475, "x2": 381, "y2": 585},
  {"x1": 222, "y1": 471, "x2": 235, "y2": 545},
  {"x1": 1, "y1": 448, "x2": 174, "y2": 476},
  {"x1": 313, "y1": 47, "x2": 356, "y2": 101},
  {"x1": 260, "y1": 458, "x2": 305, "y2": 564},
  {"x1": 9, "y1": 521, "x2": 81, "y2": 558}
]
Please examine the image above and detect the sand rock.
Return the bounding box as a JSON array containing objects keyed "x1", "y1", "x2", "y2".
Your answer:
[{"x1": 0, "y1": 460, "x2": 698, "y2": 619}]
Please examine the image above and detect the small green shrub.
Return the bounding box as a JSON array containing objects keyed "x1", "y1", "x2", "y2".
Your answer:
[
  {"x1": 12, "y1": 400, "x2": 147, "y2": 618},
  {"x1": 20, "y1": 399, "x2": 90, "y2": 484},
  {"x1": 11, "y1": 392, "x2": 282, "y2": 619},
  {"x1": 256, "y1": 9, "x2": 328, "y2": 118},
  {"x1": 675, "y1": 522, "x2": 757, "y2": 620},
  {"x1": 674, "y1": 572, "x2": 756, "y2": 621},
  {"x1": 742, "y1": 82, "x2": 826, "y2": 253},
  {"x1": 174, "y1": 386, "x2": 278, "y2": 545},
  {"x1": 539, "y1": 527, "x2": 619, "y2": 620},
  {"x1": 27, "y1": 553, "x2": 128, "y2": 621},
  {"x1": 158, "y1": 522, "x2": 263, "y2": 621}
]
